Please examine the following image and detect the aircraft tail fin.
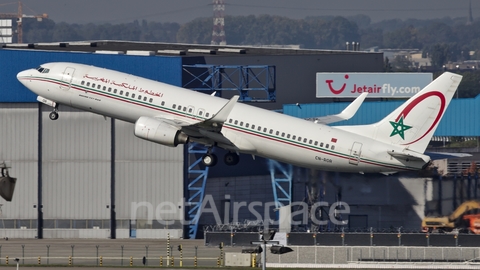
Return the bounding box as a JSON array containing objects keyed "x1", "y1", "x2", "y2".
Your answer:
[{"x1": 370, "y1": 72, "x2": 462, "y2": 153}]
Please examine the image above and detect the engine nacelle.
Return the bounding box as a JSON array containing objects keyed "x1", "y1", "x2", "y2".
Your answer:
[{"x1": 134, "y1": 116, "x2": 188, "y2": 147}]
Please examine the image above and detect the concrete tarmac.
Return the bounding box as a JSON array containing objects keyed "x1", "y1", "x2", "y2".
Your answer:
[{"x1": 0, "y1": 238, "x2": 244, "y2": 268}]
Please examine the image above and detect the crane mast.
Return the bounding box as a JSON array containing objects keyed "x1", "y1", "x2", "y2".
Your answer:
[{"x1": 0, "y1": 1, "x2": 47, "y2": 43}]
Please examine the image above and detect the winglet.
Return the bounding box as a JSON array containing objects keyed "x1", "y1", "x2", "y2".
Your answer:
[
  {"x1": 310, "y1": 92, "x2": 368, "y2": 124},
  {"x1": 209, "y1": 95, "x2": 239, "y2": 123}
]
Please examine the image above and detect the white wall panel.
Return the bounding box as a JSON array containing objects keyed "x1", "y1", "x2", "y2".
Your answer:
[
  {"x1": 0, "y1": 104, "x2": 38, "y2": 219},
  {"x1": 0, "y1": 162, "x2": 38, "y2": 219},
  {"x1": 42, "y1": 106, "x2": 110, "y2": 220},
  {"x1": 42, "y1": 106, "x2": 110, "y2": 161},
  {"x1": 114, "y1": 120, "x2": 184, "y2": 221},
  {"x1": 0, "y1": 104, "x2": 37, "y2": 160},
  {"x1": 42, "y1": 162, "x2": 110, "y2": 219}
]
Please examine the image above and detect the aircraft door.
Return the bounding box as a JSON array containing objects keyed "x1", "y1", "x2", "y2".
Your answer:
[
  {"x1": 60, "y1": 67, "x2": 75, "y2": 91},
  {"x1": 349, "y1": 142, "x2": 362, "y2": 165}
]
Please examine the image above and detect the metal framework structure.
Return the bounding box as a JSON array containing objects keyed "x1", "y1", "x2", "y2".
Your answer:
[
  {"x1": 184, "y1": 63, "x2": 277, "y2": 238},
  {"x1": 183, "y1": 64, "x2": 276, "y2": 102},
  {"x1": 186, "y1": 143, "x2": 210, "y2": 239},
  {"x1": 269, "y1": 160, "x2": 293, "y2": 209}
]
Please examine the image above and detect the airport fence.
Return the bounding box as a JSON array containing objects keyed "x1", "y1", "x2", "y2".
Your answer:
[
  {"x1": 266, "y1": 246, "x2": 480, "y2": 265},
  {"x1": 205, "y1": 232, "x2": 480, "y2": 247},
  {"x1": 0, "y1": 242, "x2": 230, "y2": 267}
]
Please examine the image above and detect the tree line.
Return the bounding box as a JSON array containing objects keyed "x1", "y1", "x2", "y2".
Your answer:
[{"x1": 20, "y1": 14, "x2": 480, "y2": 60}]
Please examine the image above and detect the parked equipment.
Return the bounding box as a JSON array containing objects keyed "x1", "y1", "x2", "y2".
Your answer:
[{"x1": 422, "y1": 200, "x2": 480, "y2": 233}]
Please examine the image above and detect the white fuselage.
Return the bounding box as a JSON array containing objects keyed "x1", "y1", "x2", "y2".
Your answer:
[{"x1": 17, "y1": 62, "x2": 425, "y2": 173}]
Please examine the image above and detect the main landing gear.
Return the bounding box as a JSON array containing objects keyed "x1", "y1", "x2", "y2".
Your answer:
[
  {"x1": 202, "y1": 153, "x2": 218, "y2": 167},
  {"x1": 201, "y1": 152, "x2": 240, "y2": 167},
  {"x1": 224, "y1": 152, "x2": 240, "y2": 166},
  {"x1": 49, "y1": 107, "x2": 59, "y2": 121}
]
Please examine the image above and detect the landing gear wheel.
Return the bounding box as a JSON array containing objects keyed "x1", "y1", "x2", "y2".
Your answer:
[
  {"x1": 224, "y1": 152, "x2": 240, "y2": 166},
  {"x1": 202, "y1": 153, "x2": 218, "y2": 167},
  {"x1": 49, "y1": 111, "x2": 59, "y2": 120}
]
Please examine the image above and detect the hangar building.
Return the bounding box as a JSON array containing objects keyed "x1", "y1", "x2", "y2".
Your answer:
[{"x1": 0, "y1": 41, "x2": 471, "y2": 239}]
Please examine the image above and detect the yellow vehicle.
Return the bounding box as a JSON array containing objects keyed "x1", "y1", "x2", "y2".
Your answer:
[{"x1": 422, "y1": 200, "x2": 480, "y2": 233}]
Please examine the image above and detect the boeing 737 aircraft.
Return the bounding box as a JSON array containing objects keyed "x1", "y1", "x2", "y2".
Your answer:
[{"x1": 17, "y1": 63, "x2": 462, "y2": 174}]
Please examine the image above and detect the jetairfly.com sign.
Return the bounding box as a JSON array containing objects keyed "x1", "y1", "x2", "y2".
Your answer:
[{"x1": 316, "y1": 73, "x2": 433, "y2": 98}]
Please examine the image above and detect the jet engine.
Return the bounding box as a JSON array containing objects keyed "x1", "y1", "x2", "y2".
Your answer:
[{"x1": 134, "y1": 116, "x2": 188, "y2": 147}]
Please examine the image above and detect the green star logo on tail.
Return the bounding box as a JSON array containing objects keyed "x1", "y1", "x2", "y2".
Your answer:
[{"x1": 389, "y1": 116, "x2": 412, "y2": 140}]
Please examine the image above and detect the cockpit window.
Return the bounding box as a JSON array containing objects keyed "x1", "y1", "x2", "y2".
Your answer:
[{"x1": 35, "y1": 66, "x2": 50, "y2": 74}]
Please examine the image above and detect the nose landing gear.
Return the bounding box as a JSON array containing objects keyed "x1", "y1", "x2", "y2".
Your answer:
[{"x1": 49, "y1": 107, "x2": 59, "y2": 120}]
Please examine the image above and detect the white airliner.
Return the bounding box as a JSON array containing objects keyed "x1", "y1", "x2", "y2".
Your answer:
[{"x1": 17, "y1": 62, "x2": 462, "y2": 174}]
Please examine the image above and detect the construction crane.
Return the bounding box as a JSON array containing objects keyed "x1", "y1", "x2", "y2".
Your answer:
[{"x1": 0, "y1": 1, "x2": 47, "y2": 43}]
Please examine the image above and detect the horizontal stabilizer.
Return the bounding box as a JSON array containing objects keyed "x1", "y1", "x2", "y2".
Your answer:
[
  {"x1": 388, "y1": 150, "x2": 430, "y2": 163},
  {"x1": 308, "y1": 93, "x2": 368, "y2": 124},
  {"x1": 425, "y1": 152, "x2": 472, "y2": 160}
]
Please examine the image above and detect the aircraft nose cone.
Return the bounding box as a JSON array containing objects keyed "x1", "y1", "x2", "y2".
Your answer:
[
  {"x1": 17, "y1": 70, "x2": 31, "y2": 85},
  {"x1": 17, "y1": 70, "x2": 28, "y2": 79}
]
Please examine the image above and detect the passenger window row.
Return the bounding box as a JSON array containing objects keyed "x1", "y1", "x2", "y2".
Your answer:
[
  {"x1": 171, "y1": 103, "x2": 210, "y2": 118},
  {"x1": 80, "y1": 80, "x2": 154, "y2": 103},
  {"x1": 227, "y1": 118, "x2": 335, "y2": 150}
]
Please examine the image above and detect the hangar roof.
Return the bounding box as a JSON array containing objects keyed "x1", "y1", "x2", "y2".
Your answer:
[{"x1": 2, "y1": 40, "x2": 376, "y2": 57}]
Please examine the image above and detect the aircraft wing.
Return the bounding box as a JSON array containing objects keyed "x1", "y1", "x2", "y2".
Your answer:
[
  {"x1": 424, "y1": 152, "x2": 472, "y2": 160},
  {"x1": 306, "y1": 93, "x2": 368, "y2": 124},
  {"x1": 197, "y1": 95, "x2": 239, "y2": 131},
  {"x1": 154, "y1": 95, "x2": 240, "y2": 147},
  {"x1": 155, "y1": 95, "x2": 240, "y2": 129}
]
